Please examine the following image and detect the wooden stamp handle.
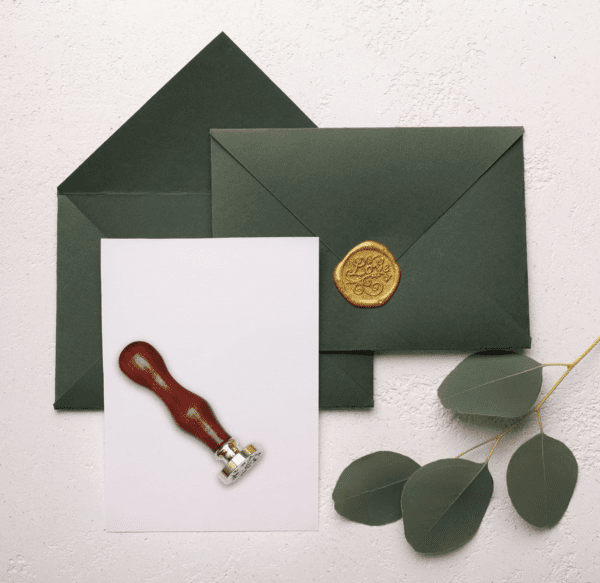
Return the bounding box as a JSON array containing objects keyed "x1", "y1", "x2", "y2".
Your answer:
[{"x1": 118, "y1": 341, "x2": 231, "y2": 452}]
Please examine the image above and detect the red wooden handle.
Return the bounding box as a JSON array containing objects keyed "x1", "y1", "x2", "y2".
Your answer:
[{"x1": 118, "y1": 341, "x2": 231, "y2": 452}]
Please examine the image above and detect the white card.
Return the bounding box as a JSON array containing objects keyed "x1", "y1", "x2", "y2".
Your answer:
[{"x1": 101, "y1": 238, "x2": 319, "y2": 532}]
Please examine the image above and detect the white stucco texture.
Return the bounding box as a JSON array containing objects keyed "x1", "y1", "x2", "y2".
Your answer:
[{"x1": 2, "y1": 1, "x2": 599, "y2": 581}]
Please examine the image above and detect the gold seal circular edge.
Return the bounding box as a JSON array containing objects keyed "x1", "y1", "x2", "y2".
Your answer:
[{"x1": 333, "y1": 240, "x2": 401, "y2": 308}]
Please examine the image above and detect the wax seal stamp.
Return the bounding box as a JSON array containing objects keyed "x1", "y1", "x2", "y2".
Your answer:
[
  {"x1": 333, "y1": 240, "x2": 401, "y2": 308},
  {"x1": 119, "y1": 341, "x2": 262, "y2": 485}
]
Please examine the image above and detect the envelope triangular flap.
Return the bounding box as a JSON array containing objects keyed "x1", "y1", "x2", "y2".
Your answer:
[
  {"x1": 318, "y1": 352, "x2": 374, "y2": 408},
  {"x1": 212, "y1": 135, "x2": 342, "y2": 285},
  {"x1": 316, "y1": 137, "x2": 530, "y2": 350},
  {"x1": 210, "y1": 127, "x2": 524, "y2": 259},
  {"x1": 55, "y1": 196, "x2": 104, "y2": 407},
  {"x1": 400, "y1": 136, "x2": 530, "y2": 340},
  {"x1": 54, "y1": 357, "x2": 104, "y2": 410},
  {"x1": 59, "y1": 33, "x2": 315, "y2": 196},
  {"x1": 211, "y1": 136, "x2": 316, "y2": 239},
  {"x1": 66, "y1": 194, "x2": 211, "y2": 238}
]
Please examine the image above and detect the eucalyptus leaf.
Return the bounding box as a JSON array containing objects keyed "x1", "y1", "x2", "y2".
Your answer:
[
  {"x1": 438, "y1": 352, "x2": 542, "y2": 418},
  {"x1": 507, "y1": 433, "x2": 578, "y2": 527},
  {"x1": 401, "y1": 458, "x2": 493, "y2": 554},
  {"x1": 332, "y1": 451, "x2": 420, "y2": 526}
]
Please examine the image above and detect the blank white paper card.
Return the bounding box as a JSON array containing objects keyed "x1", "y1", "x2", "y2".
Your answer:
[{"x1": 101, "y1": 238, "x2": 319, "y2": 532}]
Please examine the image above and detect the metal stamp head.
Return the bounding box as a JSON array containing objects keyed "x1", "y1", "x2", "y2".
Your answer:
[{"x1": 216, "y1": 440, "x2": 263, "y2": 485}]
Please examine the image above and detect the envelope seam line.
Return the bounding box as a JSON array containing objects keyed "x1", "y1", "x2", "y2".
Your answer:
[
  {"x1": 211, "y1": 136, "x2": 342, "y2": 261},
  {"x1": 469, "y1": 282, "x2": 530, "y2": 339},
  {"x1": 396, "y1": 135, "x2": 523, "y2": 263},
  {"x1": 328, "y1": 357, "x2": 373, "y2": 404},
  {"x1": 58, "y1": 192, "x2": 210, "y2": 196},
  {"x1": 61, "y1": 196, "x2": 107, "y2": 237},
  {"x1": 55, "y1": 356, "x2": 102, "y2": 406},
  {"x1": 393, "y1": 136, "x2": 529, "y2": 338}
]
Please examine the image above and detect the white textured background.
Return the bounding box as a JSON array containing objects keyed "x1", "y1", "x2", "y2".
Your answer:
[{"x1": 2, "y1": 1, "x2": 600, "y2": 581}]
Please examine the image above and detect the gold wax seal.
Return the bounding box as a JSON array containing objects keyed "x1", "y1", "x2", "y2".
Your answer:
[{"x1": 333, "y1": 241, "x2": 400, "y2": 308}]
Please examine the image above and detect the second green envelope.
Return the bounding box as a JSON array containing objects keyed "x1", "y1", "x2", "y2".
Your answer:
[{"x1": 210, "y1": 127, "x2": 530, "y2": 351}]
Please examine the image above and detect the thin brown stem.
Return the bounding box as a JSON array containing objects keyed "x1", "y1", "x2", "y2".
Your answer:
[
  {"x1": 535, "y1": 334, "x2": 599, "y2": 410},
  {"x1": 455, "y1": 422, "x2": 522, "y2": 461},
  {"x1": 455, "y1": 435, "x2": 499, "y2": 459},
  {"x1": 570, "y1": 334, "x2": 600, "y2": 367},
  {"x1": 534, "y1": 366, "x2": 573, "y2": 411},
  {"x1": 454, "y1": 334, "x2": 599, "y2": 460},
  {"x1": 485, "y1": 436, "x2": 503, "y2": 463}
]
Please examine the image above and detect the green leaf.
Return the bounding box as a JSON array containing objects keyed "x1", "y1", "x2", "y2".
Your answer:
[
  {"x1": 507, "y1": 433, "x2": 578, "y2": 527},
  {"x1": 438, "y1": 352, "x2": 543, "y2": 418},
  {"x1": 332, "y1": 451, "x2": 420, "y2": 526},
  {"x1": 401, "y1": 458, "x2": 493, "y2": 553}
]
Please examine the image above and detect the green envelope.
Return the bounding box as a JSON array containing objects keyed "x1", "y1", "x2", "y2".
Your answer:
[
  {"x1": 210, "y1": 127, "x2": 531, "y2": 351},
  {"x1": 55, "y1": 33, "x2": 374, "y2": 410}
]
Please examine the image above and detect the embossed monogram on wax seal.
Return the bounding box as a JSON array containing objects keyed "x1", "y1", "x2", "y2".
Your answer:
[{"x1": 333, "y1": 240, "x2": 401, "y2": 308}]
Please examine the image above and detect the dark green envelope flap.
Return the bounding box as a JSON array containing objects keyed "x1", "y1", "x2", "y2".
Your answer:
[
  {"x1": 59, "y1": 33, "x2": 315, "y2": 196},
  {"x1": 210, "y1": 127, "x2": 524, "y2": 260},
  {"x1": 66, "y1": 194, "x2": 212, "y2": 238},
  {"x1": 211, "y1": 138, "x2": 315, "y2": 239},
  {"x1": 54, "y1": 357, "x2": 104, "y2": 410},
  {"x1": 399, "y1": 138, "x2": 529, "y2": 335},
  {"x1": 55, "y1": 196, "x2": 104, "y2": 408},
  {"x1": 319, "y1": 352, "x2": 374, "y2": 409},
  {"x1": 212, "y1": 136, "x2": 342, "y2": 283},
  {"x1": 211, "y1": 128, "x2": 530, "y2": 351},
  {"x1": 318, "y1": 137, "x2": 530, "y2": 350}
]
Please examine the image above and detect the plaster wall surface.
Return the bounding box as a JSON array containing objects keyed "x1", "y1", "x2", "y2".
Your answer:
[{"x1": 1, "y1": 1, "x2": 599, "y2": 581}]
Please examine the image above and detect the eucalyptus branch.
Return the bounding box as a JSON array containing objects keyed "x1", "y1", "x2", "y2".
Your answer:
[
  {"x1": 535, "y1": 334, "x2": 600, "y2": 410},
  {"x1": 456, "y1": 334, "x2": 600, "y2": 460},
  {"x1": 455, "y1": 434, "x2": 500, "y2": 459},
  {"x1": 485, "y1": 435, "x2": 503, "y2": 462},
  {"x1": 334, "y1": 334, "x2": 598, "y2": 550},
  {"x1": 332, "y1": 337, "x2": 600, "y2": 554}
]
